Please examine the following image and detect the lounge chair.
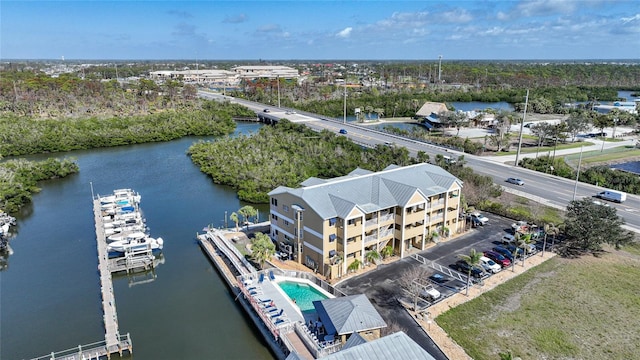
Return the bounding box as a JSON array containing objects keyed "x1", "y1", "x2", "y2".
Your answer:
[
  {"x1": 259, "y1": 273, "x2": 265, "y2": 283},
  {"x1": 268, "y1": 307, "x2": 280, "y2": 313},
  {"x1": 270, "y1": 309, "x2": 284, "y2": 319},
  {"x1": 269, "y1": 270, "x2": 276, "y2": 281},
  {"x1": 249, "y1": 290, "x2": 262, "y2": 296},
  {"x1": 258, "y1": 298, "x2": 271, "y2": 303},
  {"x1": 274, "y1": 317, "x2": 288, "y2": 326}
]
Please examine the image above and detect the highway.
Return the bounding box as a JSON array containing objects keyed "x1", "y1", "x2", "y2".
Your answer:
[{"x1": 199, "y1": 91, "x2": 640, "y2": 233}]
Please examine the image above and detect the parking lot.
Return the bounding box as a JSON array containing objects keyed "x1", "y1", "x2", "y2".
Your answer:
[{"x1": 335, "y1": 212, "x2": 552, "y2": 360}]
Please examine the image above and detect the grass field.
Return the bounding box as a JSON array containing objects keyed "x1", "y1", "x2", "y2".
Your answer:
[
  {"x1": 496, "y1": 141, "x2": 593, "y2": 156},
  {"x1": 436, "y1": 249, "x2": 640, "y2": 360},
  {"x1": 564, "y1": 147, "x2": 640, "y2": 165}
]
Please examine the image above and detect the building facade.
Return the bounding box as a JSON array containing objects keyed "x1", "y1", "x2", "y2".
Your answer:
[{"x1": 268, "y1": 164, "x2": 463, "y2": 280}]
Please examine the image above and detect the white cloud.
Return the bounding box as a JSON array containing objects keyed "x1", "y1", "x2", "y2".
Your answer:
[
  {"x1": 621, "y1": 14, "x2": 640, "y2": 24},
  {"x1": 223, "y1": 14, "x2": 247, "y2": 24},
  {"x1": 440, "y1": 9, "x2": 473, "y2": 23},
  {"x1": 515, "y1": 0, "x2": 578, "y2": 17},
  {"x1": 337, "y1": 27, "x2": 353, "y2": 38},
  {"x1": 496, "y1": 11, "x2": 509, "y2": 21}
]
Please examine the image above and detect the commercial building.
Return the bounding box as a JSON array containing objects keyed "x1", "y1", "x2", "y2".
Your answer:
[{"x1": 268, "y1": 163, "x2": 463, "y2": 280}]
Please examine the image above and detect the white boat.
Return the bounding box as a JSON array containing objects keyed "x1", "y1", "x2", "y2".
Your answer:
[
  {"x1": 108, "y1": 237, "x2": 164, "y2": 253},
  {"x1": 104, "y1": 224, "x2": 147, "y2": 236},
  {"x1": 107, "y1": 231, "x2": 148, "y2": 243}
]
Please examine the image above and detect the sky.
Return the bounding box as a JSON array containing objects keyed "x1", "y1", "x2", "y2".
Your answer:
[{"x1": 1, "y1": 0, "x2": 639, "y2": 61}]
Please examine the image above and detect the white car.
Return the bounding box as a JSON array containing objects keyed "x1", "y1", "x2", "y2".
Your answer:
[
  {"x1": 420, "y1": 284, "x2": 441, "y2": 301},
  {"x1": 479, "y1": 256, "x2": 502, "y2": 273},
  {"x1": 511, "y1": 220, "x2": 528, "y2": 233},
  {"x1": 468, "y1": 212, "x2": 489, "y2": 225}
]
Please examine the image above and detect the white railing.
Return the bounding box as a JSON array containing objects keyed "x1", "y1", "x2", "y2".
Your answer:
[
  {"x1": 365, "y1": 218, "x2": 378, "y2": 228},
  {"x1": 364, "y1": 234, "x2": 377, "y2": 243},
  {"x1": 380, "y1": 213, "x2": 394, "y2": 223}
]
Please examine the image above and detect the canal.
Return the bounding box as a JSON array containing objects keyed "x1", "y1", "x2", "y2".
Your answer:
[{"x1": 0, "y1": 122, "x2": 274, "y2": 359}]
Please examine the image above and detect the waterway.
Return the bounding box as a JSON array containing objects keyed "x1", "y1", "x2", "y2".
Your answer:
[{"x1": 0, "y1": 122, "x2": 274, "y2": 360}]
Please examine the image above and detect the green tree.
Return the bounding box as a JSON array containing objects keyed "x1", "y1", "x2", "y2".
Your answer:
[
  {"x1": 347, "y1": 258, "x2": 362, "y2": 273},
  {"x1": 561, "y1": 198, "x2": 634, "y2": 256},
  {"x1": 229, "y1": 212, "x2": 240, "y2": 232},
  {"x1": 517, "y1": 233, "x2": 533, "y2": 268},
  {"x1": 250, "y1": 232, "x2": 276, "y2": 269},
  {"x1": 438, "y1": 110, "x2": 468, "y2": 136},
  {"x1": 238, "y1": 205, "x2": 258, "y2": 229},
  {"x1": 365, "y1": 250, "x2": 380, "y2": 266},
  {"x1": 380, "y1": 245, "x2": 394, "y2": 259},
  {"x1": 565, "y1": 111, "x2": 591, "y2": 142},
  {"x1": 457, "y1": 248, "x2": 483, "y2": 295}
]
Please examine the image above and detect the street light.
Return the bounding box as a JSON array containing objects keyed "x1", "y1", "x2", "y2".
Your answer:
[
  {"x1": 276, "y1": 75, "x2": 281, "y2": 108},
  {"x1": 438, "y1": 55, "x2": 442, "y2": 84},
  {"x1": 343, "y1": 81, "x2": 347, "y2": 124},
  {"x1": 572, "y1": 145, "x2": 584, "y2": 201},
  {"x1": 514, "y1": 89, "x2": 529, "y2": 167}
]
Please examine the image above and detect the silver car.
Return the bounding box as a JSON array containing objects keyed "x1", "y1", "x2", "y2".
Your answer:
[{"x1": 506, "y1": 177, "x2": 524, "y2": 186}]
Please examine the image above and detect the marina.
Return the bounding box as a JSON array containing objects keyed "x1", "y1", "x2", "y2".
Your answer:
[{"x1": 29, "y1": 188, "x2": 164, "y2": 359}]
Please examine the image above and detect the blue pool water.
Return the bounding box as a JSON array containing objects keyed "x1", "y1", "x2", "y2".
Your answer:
[{"x1": 277, "y1": 281, "x2": 329, "y2": 312}]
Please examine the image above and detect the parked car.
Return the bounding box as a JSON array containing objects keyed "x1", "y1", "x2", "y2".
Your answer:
[
  {"x1": 468, "y1": 212, "x2": 489, "y2": 226},
  {"x1": 339, "y1": 129, "x2": 348, "y2": 134},
  {"x1": 428, "y1": 273, "x2": 451, "y2": 285},
  {"x1": 523, "y1": 123, "x2": 534, "y2": 128},
  {"x1": 591, "y1": 199, "x2": 610, "y2": 207},
  {"x1": 484, "y1": 250, "x2": 511, "y2": 267},
  {"x1": 505, "y1": 244, "x2": 525, "y2": 257},
  {"x1": 492, "y1": 246, "x2": 515, "y2": 261},
  {"x1": 506, "y1": 177, "x2": 525, "y2": 186},
  {"x1": 479, "y1": 256, "x2": 502, "y2": 273},
  {"x1": 420, "y1": 284, "x2": 441, "y2": 301},
  {"x1": 511, "y1": 220, "x2": 529, "y2": 233},
  {"x1": 501, "y1": 234, "x2": 517, "y2": 245},
  {"x1": 451, "y1": 260, "x2": 485, "y2": 278},
  {"x1": 263, "y1": 108, "x2": 270, "y2": 113}
]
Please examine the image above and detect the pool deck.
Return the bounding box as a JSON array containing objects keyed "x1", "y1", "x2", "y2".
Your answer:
[{"x1": 242, "y1": 275, "x2": 306, "y2": 325}]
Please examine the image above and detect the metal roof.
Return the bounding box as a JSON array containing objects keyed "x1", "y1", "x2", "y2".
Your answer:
[
  {"x1": 323, "y1": 331, "x2": 438, "y2": 360},
  {"x1": 268, "y1": 163, "x2": 462, "y2": 220},
  {"x1": 313, "y1": 294, "x2": 386, "y2": 336}
]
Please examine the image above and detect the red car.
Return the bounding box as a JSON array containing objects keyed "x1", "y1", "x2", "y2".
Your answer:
[{"x1": 484, "y1": 250, "x2": 511, "y2": 267}]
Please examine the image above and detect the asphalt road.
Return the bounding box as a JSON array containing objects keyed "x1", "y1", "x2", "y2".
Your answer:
[{"x1": 198, "y1": 91, "x2": 640, "y2": 233}]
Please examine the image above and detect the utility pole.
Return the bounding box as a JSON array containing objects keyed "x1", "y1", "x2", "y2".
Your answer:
[
  {"x1": 438, "y1": 55, "x2": 443, "y2": 84},
  {"x1": 343, "y1": 82, "x2": 347, "y2": 124},
  {"x1": 572, "y1": 145, "x2": 584, "y2": 201},
  {"x1": 514, "y1": 89, "x2": 529, "y2": 167},
  {"x1": 277, "y1": 75, "x2": 281, "y2": 108}
]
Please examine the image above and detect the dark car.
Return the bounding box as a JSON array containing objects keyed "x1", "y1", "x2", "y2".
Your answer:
[
  {"x1": 263, "y1": 108, "x2": 270, "y2": 113},
  {"x1": 492, "y1": 246, "x2": 515, "y2": 262},
  {"x1": 451, "y1": 261, "x2": 485, "y2": 278},
  {"x1": 523, "y1": 123, "x2": 534, "y2": 128},
  {"x1": 428, "y1": 273, "x2": 451, "y2": 285},
  {"x1": 484, "y1": 250, "x2": 511, "y2": 267},
  {"x1": 505, "y1": 244, "x2": 525, "y2": 258},
  {"x1": 339, "y1": 129, "x2": 348, "y2": 134}
]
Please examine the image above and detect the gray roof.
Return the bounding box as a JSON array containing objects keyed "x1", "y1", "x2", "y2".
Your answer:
[
  {"x1": 268, "y1": 163, "x2": 462, "y2": 220},
  {"x1": 313, "y1": 294, "x2": 386, "y2": 336},
  {"x1": 340, "y1": 333, "x2": 368, "y2": 350},
  {"x1": 323, "y1": 331, "x2": 437, "y2": 360},
  {"x1": 285, "y1": 351, "x2": 306, "y2": 360}
]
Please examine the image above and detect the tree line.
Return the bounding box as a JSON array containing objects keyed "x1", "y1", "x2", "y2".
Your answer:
[
  {"x1": 0, "y1": 157, "x2": 79, "y2": 213},
  {"x1": 0, "y1": 100, "x2": 249, "y2": 156}
]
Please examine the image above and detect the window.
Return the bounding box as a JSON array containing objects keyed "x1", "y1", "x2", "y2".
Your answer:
[
  {"x1": 271, "y1": 214, "x2": 278, "y2": 221},
  {"x1": 283, "y1": 205, "x2": 289, "y2": 212},
  {"x1": 329, "y1": 234, "x2": 337, "y2": 242},
  {"x1": 347, "y1": 218, "x2": 356, "y2": 226},
  {"x1": 329, "y1": 218, "x2": 337, "y2": 226},
  {"x1": 283, "y1": 219, "x2": 290, "y2": 226},
  {"x1": 271, "y1": 198, "x2": 278, "y2": 206}
]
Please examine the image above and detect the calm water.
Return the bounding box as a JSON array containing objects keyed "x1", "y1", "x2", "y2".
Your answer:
[
  {"x1": 611, "y1": 161, "x2": 640, "y2": 175},
  {"x1": 0, "y1": 122, "x2": 274, "y2": 360}
]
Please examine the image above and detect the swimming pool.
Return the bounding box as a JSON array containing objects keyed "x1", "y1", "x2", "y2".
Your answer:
[{"x1": 277, "y1": 281, "x2": 329, "y2": 312}]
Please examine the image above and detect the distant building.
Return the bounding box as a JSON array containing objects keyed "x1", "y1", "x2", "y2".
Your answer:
[
  {"x1": 268, "y1": 163, "x2": 463, "y2": 279},
  {"x1": 594, "y1": 101, "x2": 638, "y2": 115},
  {"x1": 231, "y1": 65, "x2": 299, "y2": 80},
  {"x1": 149, "y1": 69, "x2": 235, "y2": 85},
  {"x1": 415, "y1": 101, "x2": 449, "y2": 128}
]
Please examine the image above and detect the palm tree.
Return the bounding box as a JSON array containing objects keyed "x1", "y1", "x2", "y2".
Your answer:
[
  {"x1": 238, "y1": 205, "x2": 257, "y2": 229},
  {"x1": 347, "y1": 258, "x2": 362, "y2": 273},
  {"x1": 365, "y1": 250, "x2": 380, "y2": 266},
  {"x1": 229, "y1": 212, "x2": 240, "y2": 232},
  {"x1": 380, "y1": 245, "x2": 394, "y2": 259},
  {"x1": 544, "y1": 223, "x2": 560, "y2": 254},
  {"x1": 250, "y1": 232, "x2": 276, "y2": 269},
  {"x1": 518, "y1": 233, "x2": 533, "y2": 268},
  {"x1": 458, "y1": 249, "x2": 483, "y2": 295}
]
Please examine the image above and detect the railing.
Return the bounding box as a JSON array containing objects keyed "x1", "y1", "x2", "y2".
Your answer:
[
  {"x1": 409, "y1": 253, "x2": 469, "y2": 284},
  {"x1": 29, "y1": 333, "x2": 132, "y2": 360},
  {"x1": 380, "y1": 213, "x2": 394, "y2": 223},
  {"x1": 205, "y1": 230, "x2": 256, "y2": 275},
  {"x1": 365, "y1": 218, "x2": 378, "y2": 228},
  {"x1": 364, "y1": 234, "x2": 377, "y2": 244}
]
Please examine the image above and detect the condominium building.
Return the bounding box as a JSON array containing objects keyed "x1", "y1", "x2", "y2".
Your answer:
[{"x1": 268, "y1": 163, "x2": 463, "y2": 280}]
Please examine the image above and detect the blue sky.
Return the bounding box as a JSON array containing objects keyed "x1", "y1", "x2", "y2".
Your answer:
[{"x1": 2, "y1": 1, "x2": 639, "y2": 60}]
